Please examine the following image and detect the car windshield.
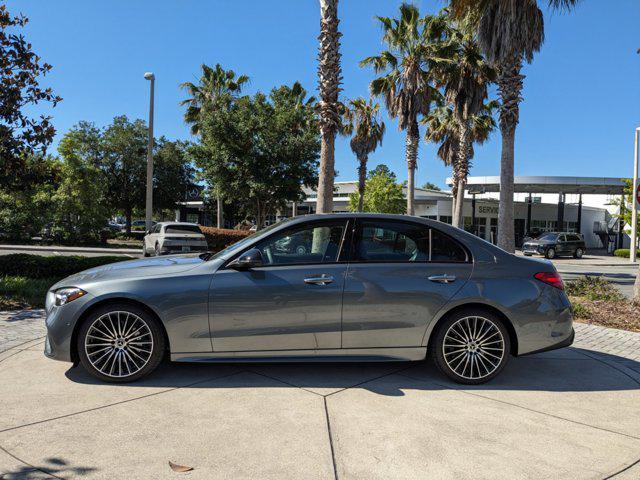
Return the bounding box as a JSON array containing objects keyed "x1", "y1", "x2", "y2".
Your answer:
[
  {"x1": 204, "y1": 221, "x2": 285, "y2": 261},
  {"x1": 538, "y1": 233, "x2": 558, "y2": 241},
  {"x1": 164, "y1": 225, "x2": 202, "y2": 234}
]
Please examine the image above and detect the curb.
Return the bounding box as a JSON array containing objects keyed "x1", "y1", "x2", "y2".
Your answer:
[{"x1": 0, "y1": 245, "x2": 140, "y2": 255}]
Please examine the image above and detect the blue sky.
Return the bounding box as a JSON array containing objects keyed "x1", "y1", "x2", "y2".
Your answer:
[{"x1": 8, "y1": 0, "x2": 640, "y2": 189}]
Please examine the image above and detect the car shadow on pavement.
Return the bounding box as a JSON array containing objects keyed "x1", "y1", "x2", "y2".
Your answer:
[
  {"x1": 0, "y1": 456, "x2": 97, "y2": 479},
  {"x1": 64, "y1": 347, "x2": 640, "y2": 396}
]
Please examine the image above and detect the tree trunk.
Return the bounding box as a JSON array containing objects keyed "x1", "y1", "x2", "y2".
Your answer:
[
  {"x1": 317, "y1": 133, "x2": 336, "y2": 214},
  {"x1": 357, "y1": 153, "x2": 367, "y2": 212},
  {"x1": 496, "y1": 55, "x2": 524, "y2": 253},
  {"x1": 216, "y1": 195, "x2": 223, "y2": 229},
  {"x1": 316, "y1": 0, "x2": 342, "y2": 214},
  {"x1": 125, "y1": 208, "x2": 132, "y2": 236},
  {"x1": 453, "y1": 118, "x2": 471, "y2": 229},
  {"x1": 634, "y1": 266, "x2": 640, "y2": 304},
  {"x1": 405, "y1": 121, "x2": 419, "y2": 216}
]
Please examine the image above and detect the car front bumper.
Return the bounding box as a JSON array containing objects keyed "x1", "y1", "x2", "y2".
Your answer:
[{"x1": 44, "y1": 291, "x2": 93, "y2": 363}]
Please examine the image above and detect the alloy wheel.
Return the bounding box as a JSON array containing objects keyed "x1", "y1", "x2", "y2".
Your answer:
[
  {"x1": 84, "y1": 311, "x2": 154, "y2": 378},
  {"x1": 442, "y1": 316, "x2": 505, "y2": 381}
]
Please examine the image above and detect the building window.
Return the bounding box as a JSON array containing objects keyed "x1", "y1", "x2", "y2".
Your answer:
[{"x1": 439, "y1": 215, "x2": 452, "y2": 225}]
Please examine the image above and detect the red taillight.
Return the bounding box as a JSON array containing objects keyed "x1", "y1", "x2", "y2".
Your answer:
[{"x1": 534, "y1": 272, "x2": 564, "y2": 290}]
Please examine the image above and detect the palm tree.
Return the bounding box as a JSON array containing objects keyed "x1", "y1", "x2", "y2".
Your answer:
[
  {"x1": 342, "y1": 98, "x2": 386, "y2": 212},
  {"x1": 450, "y1": 0, "x2": 582, "y2": 251},
  {"x1": 316, "y1": 0, "x2": 343, "y2": 214},
  {"x1": 425, "y1": 101, "x2": 497, "y2": 224},
  {"x1": 361, "y1": 4, "x2": 450, "y2": 215},
  {"x1": 439, "y1": 23, "x2": 495, "y2": 227},
  {"x1": 180, "y1": 64, "x2": 249, "y2": 228}
]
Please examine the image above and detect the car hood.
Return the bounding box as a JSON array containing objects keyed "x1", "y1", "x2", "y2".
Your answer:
[{"x1": 51, "y1": 254, "x2": 209, "y2": 289}]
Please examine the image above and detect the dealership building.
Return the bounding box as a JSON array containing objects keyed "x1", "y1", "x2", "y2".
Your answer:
[{"x1": 177, "y1": 175, "x2": 629, "y2": 250}]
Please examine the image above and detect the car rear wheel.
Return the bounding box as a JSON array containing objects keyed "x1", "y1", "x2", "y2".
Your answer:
[
  {"x1": 573, "y1": 247, "x2": 583, "y2": 259},
  {"x1": 432, "y1": 309, "x2": 510, "y2": 385},
  {"x1": 155, "y1": 243, "x2": 161, "y2": 256},
  {"x1": 77, "y1": 304, "x2": 165, "y2": 383},
  {"x1": 545, "y1": 247, "x2": 556, "y2": 259}
]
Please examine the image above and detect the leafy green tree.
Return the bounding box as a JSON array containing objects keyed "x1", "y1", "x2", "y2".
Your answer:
[
  {"x1": 198, "y1": 84, "x2": 319, "y2": 228},
  {"x1": 181, "y1": 63, "x2": 249, "y2": 227},
  {"x1": 422, "y1": 182, "x2": 441, "y2": 191},
  {"x1": 368, "y1": 164, "x2": 396, "y2": 181},
  {"x1": 342, "y1": 98, "x2": 385, "y2": 212},
  {"x1": 0, "y1": 5, "x2": 62, "y2": 190},
  {"x1": 361, "y1": 4, "x2": 450, "y2": 215},
  {"x1": 349, "y1": 170, "x2": 404, "y2": 214},
  {"x1": 450, "y1": 0, "x2": 582, "y2": 252},
  {"x1": 608, "y1": 179, "x2": 640, "y2": 237},
  {"x1": 153, "y1": 139, "x2": 195, "y2": 213},
  {"x1": 0, "y1": 155, "x2": 60, "y2": 240}
]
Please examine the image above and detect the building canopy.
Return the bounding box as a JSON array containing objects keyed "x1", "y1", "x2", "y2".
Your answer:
[{"x1": 447, "y1": 176, "x2": 627, "y2": 195}]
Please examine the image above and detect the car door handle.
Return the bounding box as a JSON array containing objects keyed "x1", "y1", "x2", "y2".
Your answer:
[
  {"x1": 428, "y1": 274, "x2": 456, "y2": 284},
  {"x1": 304, "y1": 275, "x2": 334, "y2": 285}
]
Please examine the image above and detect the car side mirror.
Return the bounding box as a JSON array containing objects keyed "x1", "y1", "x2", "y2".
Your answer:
[{"x1": 229, "y1": 248, "x2": 264, "y2": 270}]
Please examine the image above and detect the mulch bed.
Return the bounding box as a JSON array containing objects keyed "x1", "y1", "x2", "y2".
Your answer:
[{"x1": 570, "y1": 296, "x2": 640, "y2": 333}]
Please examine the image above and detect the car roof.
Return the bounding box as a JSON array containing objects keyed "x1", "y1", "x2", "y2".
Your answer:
[{"x1": 158, "y1": 222, "x2": 200, "y2": 226}]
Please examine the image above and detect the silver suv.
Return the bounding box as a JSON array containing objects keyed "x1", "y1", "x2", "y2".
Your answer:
[{"x1": 143, "y1": 222, "x2": 208, "y2": 256}]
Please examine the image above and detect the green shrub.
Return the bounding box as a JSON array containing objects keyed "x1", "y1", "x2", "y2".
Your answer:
[
  {"x1": 570, "y1": 300, "x2": 591, "y2": 319},
  {"x1": 0, "y1": 254, "x2": 127, "y2": 279},
  {"x1": 613, "y1": 248, "x2": 640, "y2": 258},
  {"x1": 565, "y1": 276, "x2": 623, "y2": 302},
  {"x1": 199, "y1": 227, "x2": 252, "y2": 253},
  {"x1": 0, "y1": 276, "x2": 56, "y2": 308}
]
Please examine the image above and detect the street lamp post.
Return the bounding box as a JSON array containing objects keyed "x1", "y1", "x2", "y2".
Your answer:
[
  {"x1": 631, "y1": 127, "x2": 639, "y2": 263},
  {"x1": 144, "y1": 72, "x2": 155, "y2": 232}
]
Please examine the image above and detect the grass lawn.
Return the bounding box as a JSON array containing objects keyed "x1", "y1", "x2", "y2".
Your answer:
[{"x1": 0, "y1": 276, "x2": 56, "y2": 310}]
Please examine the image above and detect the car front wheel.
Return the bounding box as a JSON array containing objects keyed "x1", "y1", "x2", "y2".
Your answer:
[
  {"x1": 77, "y1": 303, "x2": 165, "y2": 383},
  {"x1": 432, "y1": 309, "x2": 510, "y2": 385},
  {"x1": 545, "y1": 247, "x2": 556, "y2": 259},
  {"x1": 573, "y1": 248, "x2": 584, "y2": 259}
]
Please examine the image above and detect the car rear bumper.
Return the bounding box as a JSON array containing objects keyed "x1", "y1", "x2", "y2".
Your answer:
[{"x1": 518, "y1": 328, "x2": 575, "y2": 356}]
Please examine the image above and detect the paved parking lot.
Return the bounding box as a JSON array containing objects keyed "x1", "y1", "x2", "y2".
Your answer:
[{"x1": 1, "y1": 310, "x2": 639, "y2": 479}]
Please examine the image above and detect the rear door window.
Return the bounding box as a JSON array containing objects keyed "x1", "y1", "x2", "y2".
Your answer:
[{"x1": 164, "y1": 225, "x2": 202, "y2": 235}]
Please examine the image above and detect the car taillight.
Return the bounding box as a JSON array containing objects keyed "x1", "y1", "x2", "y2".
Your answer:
[{"x1": 534, "y1": 272, "x2": 564, "y2": 290}]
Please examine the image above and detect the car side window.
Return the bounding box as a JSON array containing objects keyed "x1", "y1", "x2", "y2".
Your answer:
[
  {"x1": 559, "y1": 235, "x2": 566, "y2": 242},
  {"x1": 354, "y1": 221, "x2": 429, "y2": 262},
  {"x1": 430, "y1": 228, "x2": 468, "y2": 262},
  {"x1": 252, "y1": 221, "x2": 347, "y2": 266}
]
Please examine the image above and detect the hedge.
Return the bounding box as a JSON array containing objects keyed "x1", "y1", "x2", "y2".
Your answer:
[
  {"x1": 199, "y1": 227, "x2": 252, "y2": 253},
  {"x1": 613, "y1": 249, "x2": 640, "y2": 258},
  {"x1": 0, "y1": 254, "x2": 127, "y2": 279}
]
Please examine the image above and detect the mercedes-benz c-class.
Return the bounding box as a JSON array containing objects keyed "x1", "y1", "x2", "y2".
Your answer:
[{"x1": 44, "y1": 214, "x2": 574, "y2": 385}]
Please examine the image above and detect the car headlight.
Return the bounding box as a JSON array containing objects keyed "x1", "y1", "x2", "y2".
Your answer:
[{"x1": 54, "y1": 287, "x2": 87, "y2": 306}]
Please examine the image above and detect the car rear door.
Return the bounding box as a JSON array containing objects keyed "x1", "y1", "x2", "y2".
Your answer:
[
  {"x1": 209, "y1": 218, "x2": 352, "y2": 352},
  {"x1": 341, "y1": 219, "x2": 473, "y2": 348}
]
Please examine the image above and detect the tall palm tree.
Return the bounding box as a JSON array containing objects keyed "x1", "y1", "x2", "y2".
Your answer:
[
  {"x1": 425, "y1": 101, "x2": 497, "y2": 224},
  {"x1": 439, "y1": 24, "x2": 495, "y2": 227},
  {"x1": 180, "y1": 64, "x2": 249, "y2": 228},
  {"x1": 316, "y1": 0, "x2": 343, "y2": 214},
  {"x1": 450, "y1": 0, "x2": 582, "y2": 251},
  {"x1": 342, "y1": 98, "x2": 386, "y2": 212},
  {"x1": 361, "y1": 4, "x2": 450, "y2": 215}
]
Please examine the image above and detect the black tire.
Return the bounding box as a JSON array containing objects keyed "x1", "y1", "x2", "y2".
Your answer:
[
  {"x1": 143, "y1": 246, "x2": 149, "y2": 257},
  {"x1": 545, "y1": 247, "x2": 556, "y2": 259},
  {"x1": 523, "y1": 253, "x2": 532, "y2": 256},
  {"x1": 154, "y1": 243, "x2": 161, "y2": 256},
  {"x1": 77, "y1": 303, "x2": 165, "y2": 383},
  {"x1": 573, "y1": 247, "x2": 583, "y2": 259},
  {"x1": 431, "y1": 308, "x2": 511, "y2": 385}
]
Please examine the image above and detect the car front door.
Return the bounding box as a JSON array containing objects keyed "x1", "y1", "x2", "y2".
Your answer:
[
  {"x1": 209, "y1": 219, "x2": 351, "y2": 352},
  {"x1": 341, "y1": 219, "x2": 473, "y2": 348},
  {"x1": 557, "y1": 234, "x2": 569, "y2": 255}
]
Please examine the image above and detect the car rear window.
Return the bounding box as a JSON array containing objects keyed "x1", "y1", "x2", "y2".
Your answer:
[{"x1": 164, "y1": 225, "x2": 202, "y2": 234}]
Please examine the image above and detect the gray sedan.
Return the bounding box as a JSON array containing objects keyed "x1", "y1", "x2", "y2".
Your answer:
[{"x1": 44, "y1": 214, "x2": 574, "y2": 385}]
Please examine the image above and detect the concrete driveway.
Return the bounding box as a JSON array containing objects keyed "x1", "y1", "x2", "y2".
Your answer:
[{"x1": 1, "y1": 327, "x2": 639, "y2": 480}]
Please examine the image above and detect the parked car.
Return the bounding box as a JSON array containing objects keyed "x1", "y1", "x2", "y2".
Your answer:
[
  {"x1": 142, "y1": 222, "x2": 208, "y2": 256},
  {"x1": 44, "y1": 214, "x2": 573, "y2": 385},
  {"x1": 130, "y1": 220, "x2": 155, "y2": 232},
  {"x1": 522, "y1": 232, "x2": 586, "y2": 259}
]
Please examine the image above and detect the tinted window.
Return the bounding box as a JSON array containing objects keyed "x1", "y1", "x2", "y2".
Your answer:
[
  {"x1": 253, "y1": 222, "x2": 346, "y2": 266},
  {"x1": 538, "y1": 233, "x2": 558, "y2": 242},
  {"x1": 164, "y1": 225, "x2": 202, "y2": 234},
  {"x1": 567, "y1": 234, "x2": 581, "y2": 242},
  {"x1": 430, "y1": 229, "x2": 467, "y2": 262},
  {"x1": 355, "y1": 221, "x2": 429, "y2": 262}
]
